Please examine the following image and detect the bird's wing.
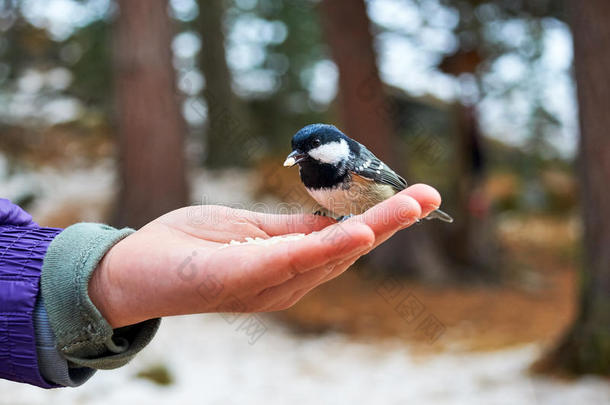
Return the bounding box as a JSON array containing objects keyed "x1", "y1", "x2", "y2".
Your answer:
[{"x1": 348, "y1": 147, "x2": 407, "y2": 192}]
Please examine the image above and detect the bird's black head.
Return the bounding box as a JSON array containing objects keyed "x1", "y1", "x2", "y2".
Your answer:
[
  {"x1": 284, "y1": 124, "x2": 361, "y2": 189},
  {"x1": 284, "y1": 124, "x2": 360, "y2": 168}
]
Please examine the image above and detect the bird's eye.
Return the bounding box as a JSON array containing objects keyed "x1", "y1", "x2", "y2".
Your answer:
[{"x1": 312, "y1": 139, "x2": 321, "y2": 147}]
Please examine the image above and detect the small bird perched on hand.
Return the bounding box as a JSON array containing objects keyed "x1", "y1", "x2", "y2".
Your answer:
[{"x1": 283, "y1": 123, "x2": 453, "y2": 223}]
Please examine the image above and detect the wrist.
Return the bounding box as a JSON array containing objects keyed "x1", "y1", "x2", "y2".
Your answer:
[
  {"x1": 88, "y1": 240, "x2": 142, "y2": 329},
  {"x1": 89, "y1": 248, "x2": 120, "y2": 328}
]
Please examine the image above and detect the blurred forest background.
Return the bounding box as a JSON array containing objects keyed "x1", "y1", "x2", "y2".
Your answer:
[{"x1": 1, "y1": 0, "x2": 610, "y2": 402}]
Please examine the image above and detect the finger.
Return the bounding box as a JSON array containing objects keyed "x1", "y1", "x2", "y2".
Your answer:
[
  {"x1": 256, "y1": 264, "x2": 334, "y2": 310},
  {"x1": 346, "y1": 193, "x2": 421, "y2": 240},
  {"x1": 401, "y1": 183, "x2": 442, "y2": 218},
  {"x1": 219, "y1": 220, "x2": 374, "y2": 288},
  {"x1": 258, "y1": 221, "x2": 374, "y2": 280},
  {"x1": 273, "y1": 255, "x2": 362, "y2": 310},
  {"x1": 318, "y1": 252, "x2": 363, "y2": 284},
  {"x1": 259, "y1": 250, "x2": 366, "y2": 311},
  {"x1": 243, "y1": 212, "x2": 337, "y2": 236}
]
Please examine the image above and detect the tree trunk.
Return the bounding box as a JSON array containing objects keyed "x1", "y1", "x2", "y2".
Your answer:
[
  {"x1": 537, "y1": 0, "x2": 610, "y2": 375},
  {"x1": 319, "y1": 0, "x2": 451, "y2": 282},
  {"x1": 449, "y1": 104, "x2": 501, "y2": 281},
  {"x1": 113, "y1": 0, "x2": 188, "y2": 228},
  {"x1": 318, "y1": 0, "x2": 394, "y2": 163},
  {"x1": 197, "y1": 0, "x2": 249, "y2": 167}
]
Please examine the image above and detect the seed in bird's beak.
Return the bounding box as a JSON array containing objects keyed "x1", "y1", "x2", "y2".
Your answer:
[
  {"x1": 283, "y1": 150, "x2": 305, "y2": 167},
  {"x1": 283, "y1": 156, "x2": 296, "y2": 167}
]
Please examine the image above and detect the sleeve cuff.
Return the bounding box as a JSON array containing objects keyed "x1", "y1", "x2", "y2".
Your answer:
[
  {"x1": 41, "y1": 223, "x2": 161, "y2": 370},
  {"x1": 33, "y1": 297, "x2": 96, "y2": 387}
]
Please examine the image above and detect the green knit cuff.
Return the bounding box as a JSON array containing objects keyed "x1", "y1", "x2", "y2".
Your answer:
[{"x1": 41, "y1": 223, "x2": 161, "y2": 370}]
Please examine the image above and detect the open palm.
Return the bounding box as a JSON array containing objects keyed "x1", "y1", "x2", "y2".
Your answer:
[{"x1": 90, "y1": 184, "x2": 442, "y2": 328}]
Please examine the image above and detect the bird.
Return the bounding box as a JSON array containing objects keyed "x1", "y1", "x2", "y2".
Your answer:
[{"x1": 283, "y1": 123, "x2": 453, "y2": 223}]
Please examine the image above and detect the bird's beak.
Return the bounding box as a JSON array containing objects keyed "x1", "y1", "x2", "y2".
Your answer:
[{"x1": 283, "y1": 150, "x2": 307, "y2": 167}]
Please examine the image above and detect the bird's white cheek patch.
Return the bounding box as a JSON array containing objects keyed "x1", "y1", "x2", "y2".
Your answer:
[{"x1": 308, "y1": 139, "x2": 350, "y2": 164}]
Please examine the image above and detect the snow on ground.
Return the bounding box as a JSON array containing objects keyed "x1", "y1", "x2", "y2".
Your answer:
[{"x1": 1, "y1": 315, "x2": 609, "y2": 405}]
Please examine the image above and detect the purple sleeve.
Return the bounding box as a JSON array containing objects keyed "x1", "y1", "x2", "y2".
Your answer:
[
  {"x1": 0, "y1": 199, "x2": 62, "y2": 388},
  {"x1": 0, "y1": 199, "x2": 38, "y2": 228}
]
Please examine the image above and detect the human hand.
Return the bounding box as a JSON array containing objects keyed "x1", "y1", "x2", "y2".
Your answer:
[{"x1": 89, "y1": 184, "x2": 442, "y2": 328}]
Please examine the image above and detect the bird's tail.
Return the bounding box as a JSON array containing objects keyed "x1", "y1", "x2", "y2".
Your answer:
[{"x1": 425, "y1": 209, "x2": 454, "y2": 223}]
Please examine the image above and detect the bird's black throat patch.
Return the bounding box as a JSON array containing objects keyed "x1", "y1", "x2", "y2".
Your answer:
[{"x1": 298, "y1": 160, "x2": 348, "y2": 189}]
